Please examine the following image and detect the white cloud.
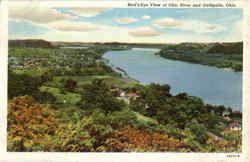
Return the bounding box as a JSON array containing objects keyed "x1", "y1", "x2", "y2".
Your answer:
[
  {"x1": 11, "y1": 28, "x2": 221, "y2": 44},
  {"x1": 142, "y1": 15, "x2": 151, "y2": 20},
  {"x1": 153, "y1": 18, "x2": 225, "y2": 33},
  {"x1": 116, "y1": 17, "x2": 138, "y2": 24},
  {"x1": 223, "y1": 20, "x2": 243, "y2": 42},
  {"x1": 38, "y1": 26, "x2": 131, "y2": 43},
  {"x1": 8, "y1": 6, "x2": 105, "y2": 33},
  {"x1": 234, "y1": 20, "x2": 243, "y2": 39},
  {"x1": 68, "y1": 8, "x2": 111, "y2": 17},
  {"x1": 153, "y1": 18, "x2": 182, "y2": 27},
  {"x1": 51, "y1": 21, "x2": 103, "y2": 32},
  {"x1": 25, "y1": 27, "x2": 220, "y2": 43},
  {"x1": 9, "y1": 6, "x2": 77, "y2": 24},
  {"x1": 180, "y1": 20, "x2": 225, "y2": 33},
  {"x1": 11, "y1": 21, "x2": 222, "y2": 43},
  {"x1": 129, "y1": 27, "x2": 162, "y2": 37}
]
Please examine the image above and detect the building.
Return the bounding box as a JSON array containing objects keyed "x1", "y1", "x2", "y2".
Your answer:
[
  {"x1": 126, "y1": 92, "x2": 139, "y2": 100},
  {"x1": 225, "y1": 121, "x2": 242, "y2": 131},
  {"x1": 115, "y1": 90, "x2": 139, "y2": 104}
]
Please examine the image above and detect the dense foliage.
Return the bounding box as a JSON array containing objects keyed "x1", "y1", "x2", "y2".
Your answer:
[
  {"x1": 8, "y1": 69, "x2": 56, "y2": 103},
  {"x1": 78, "y1": 79, "x2": 126, "y2": 113},
  {"x1": 104, "y1": 126, "x2": 194, "y2": 152},
  {"x1": 8, "y1": 96, "x2": 59, "y2": 151},
  {"x1": 63, "y1": 78, "x2": 77, "y2": 92},
  {"x1": 207, "y1": 42, "x2": 243, "y2": 54},
  {"x1": 8, "y1": 95, "x2": 241, "y2": 152},
  {"x1": 9, "y1": 39, "x2": 56, "y2": 49},
  {"x1": 131, "y1": 84, "x2": 225, "y2": 136}
]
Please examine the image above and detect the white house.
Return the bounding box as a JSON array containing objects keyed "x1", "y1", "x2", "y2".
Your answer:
[{"x1": 226, "y1": 121, "x2": 242, "y2": 131}]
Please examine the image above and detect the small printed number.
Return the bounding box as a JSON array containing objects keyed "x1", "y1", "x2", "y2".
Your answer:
[{"x1": 226, "y1": 154, "x2": 240, "y2": 158}]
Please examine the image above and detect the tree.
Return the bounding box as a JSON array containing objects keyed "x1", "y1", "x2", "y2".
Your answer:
[
  {"x1": 184, "y1": 119, "x2": 208, "y2": 144},
  {"x1": 148, "y1": 83, "x2": 171, "y2": 97},
  {"x1": 8, "y1": 70, "x2": 43, "y2": 99},
  {"x1": 64, "y1": 78, "x2": 77, "y2": 92},
  {"x1": 215, "y1": 105, "x2": 226, "y2": 116},
  {"x1": 8, "y1": 70, "x2": 55, "y2": 103},
  {"x1": 79, "y1": 79, "x2": 125, "y2": 113},
  {"x1": 41, "y1": 71, "x2": 53, "y2": 83}
]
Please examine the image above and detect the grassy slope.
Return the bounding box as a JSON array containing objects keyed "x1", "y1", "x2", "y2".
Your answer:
[
  {"x1": 40, "y1": 86, "x2": 81, "y2": 105},
  {"x1": 55, "y1": 75, "x2": 138, "y2": 88},
  {"x1": 134, "y1": 111, "x2": 158, "y2": 125}
]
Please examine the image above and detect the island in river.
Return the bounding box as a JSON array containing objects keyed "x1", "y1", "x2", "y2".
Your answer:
[{"x1": 7, "y1": 39, "x2": 242, "y2": 152}]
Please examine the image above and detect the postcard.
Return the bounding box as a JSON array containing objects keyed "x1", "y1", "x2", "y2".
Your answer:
[{"x1": 0, "y1": 0, "x2": 249, "y2": 162}]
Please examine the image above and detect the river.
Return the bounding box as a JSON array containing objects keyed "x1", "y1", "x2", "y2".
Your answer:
[{"x1": 103, "y1": 48, "x2": 242, "y2": 111}]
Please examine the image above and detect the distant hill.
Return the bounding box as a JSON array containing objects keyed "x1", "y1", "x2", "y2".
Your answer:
[
  {"x1": 156, "y1": 42, "x2": 243, "y2": 71},
  {"x1": 51, "y1": 41, "x2": 171, "y2": 49},
  {"x1": 8, "y1": 40, "x2": 243, "y2": 54},
  {"x1": 207, "y1": 42, "x2": 243, "y2": 54},
  {"x1": 9, "y1": 39, "x2": 57, "y2": 49},
  {"x1": 51, "y1": 41, "x2": 93, "y2": 47},
  {"x1": 157, "y1": 42, "x2": 243, "y2": 55}
]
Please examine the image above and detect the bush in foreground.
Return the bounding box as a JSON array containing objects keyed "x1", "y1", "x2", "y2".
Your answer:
[{"x1": 8, "y1": 96, "x2": 59, "y2": 151}]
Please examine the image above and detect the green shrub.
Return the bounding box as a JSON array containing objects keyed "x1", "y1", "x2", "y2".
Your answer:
[
  {"x1": 64, "y1": 78, "x2": 77, "y2": 92},
  {"x1": 107, "y1": 110, "x2": 138, "y2": 129},
  {"x1": 8, "y1": 70, "x2": 43, "y2": 99},
  {"x1": 79, "y1": 79, "x2": 126, "y2": 113}
]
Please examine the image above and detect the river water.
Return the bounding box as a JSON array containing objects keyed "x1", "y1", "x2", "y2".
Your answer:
[{"x1": 103, "y1": 48, "x2": 242, "y2": 111}]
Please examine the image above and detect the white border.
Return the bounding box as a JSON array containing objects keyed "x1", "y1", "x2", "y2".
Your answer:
[
  {"x1": 0, "y1": 0, "x2": 8, "y2": 157},
  {"x1": 1, "y1": 1, "x2": 249, "y2": 162}
]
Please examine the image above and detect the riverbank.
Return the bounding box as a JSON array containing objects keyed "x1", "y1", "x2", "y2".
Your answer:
[{"x1": 156, "y1": 42, "x2": 243, "y2": 72}]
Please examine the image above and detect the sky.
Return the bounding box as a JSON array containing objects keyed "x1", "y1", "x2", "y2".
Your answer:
[{"x1": 8, "y1": 7, "x2": 243, "y2": 43}]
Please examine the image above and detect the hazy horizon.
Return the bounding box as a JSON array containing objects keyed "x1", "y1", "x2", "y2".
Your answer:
[{"x1": 8, "y1": 38, "x2": 243, "y2": 44}]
